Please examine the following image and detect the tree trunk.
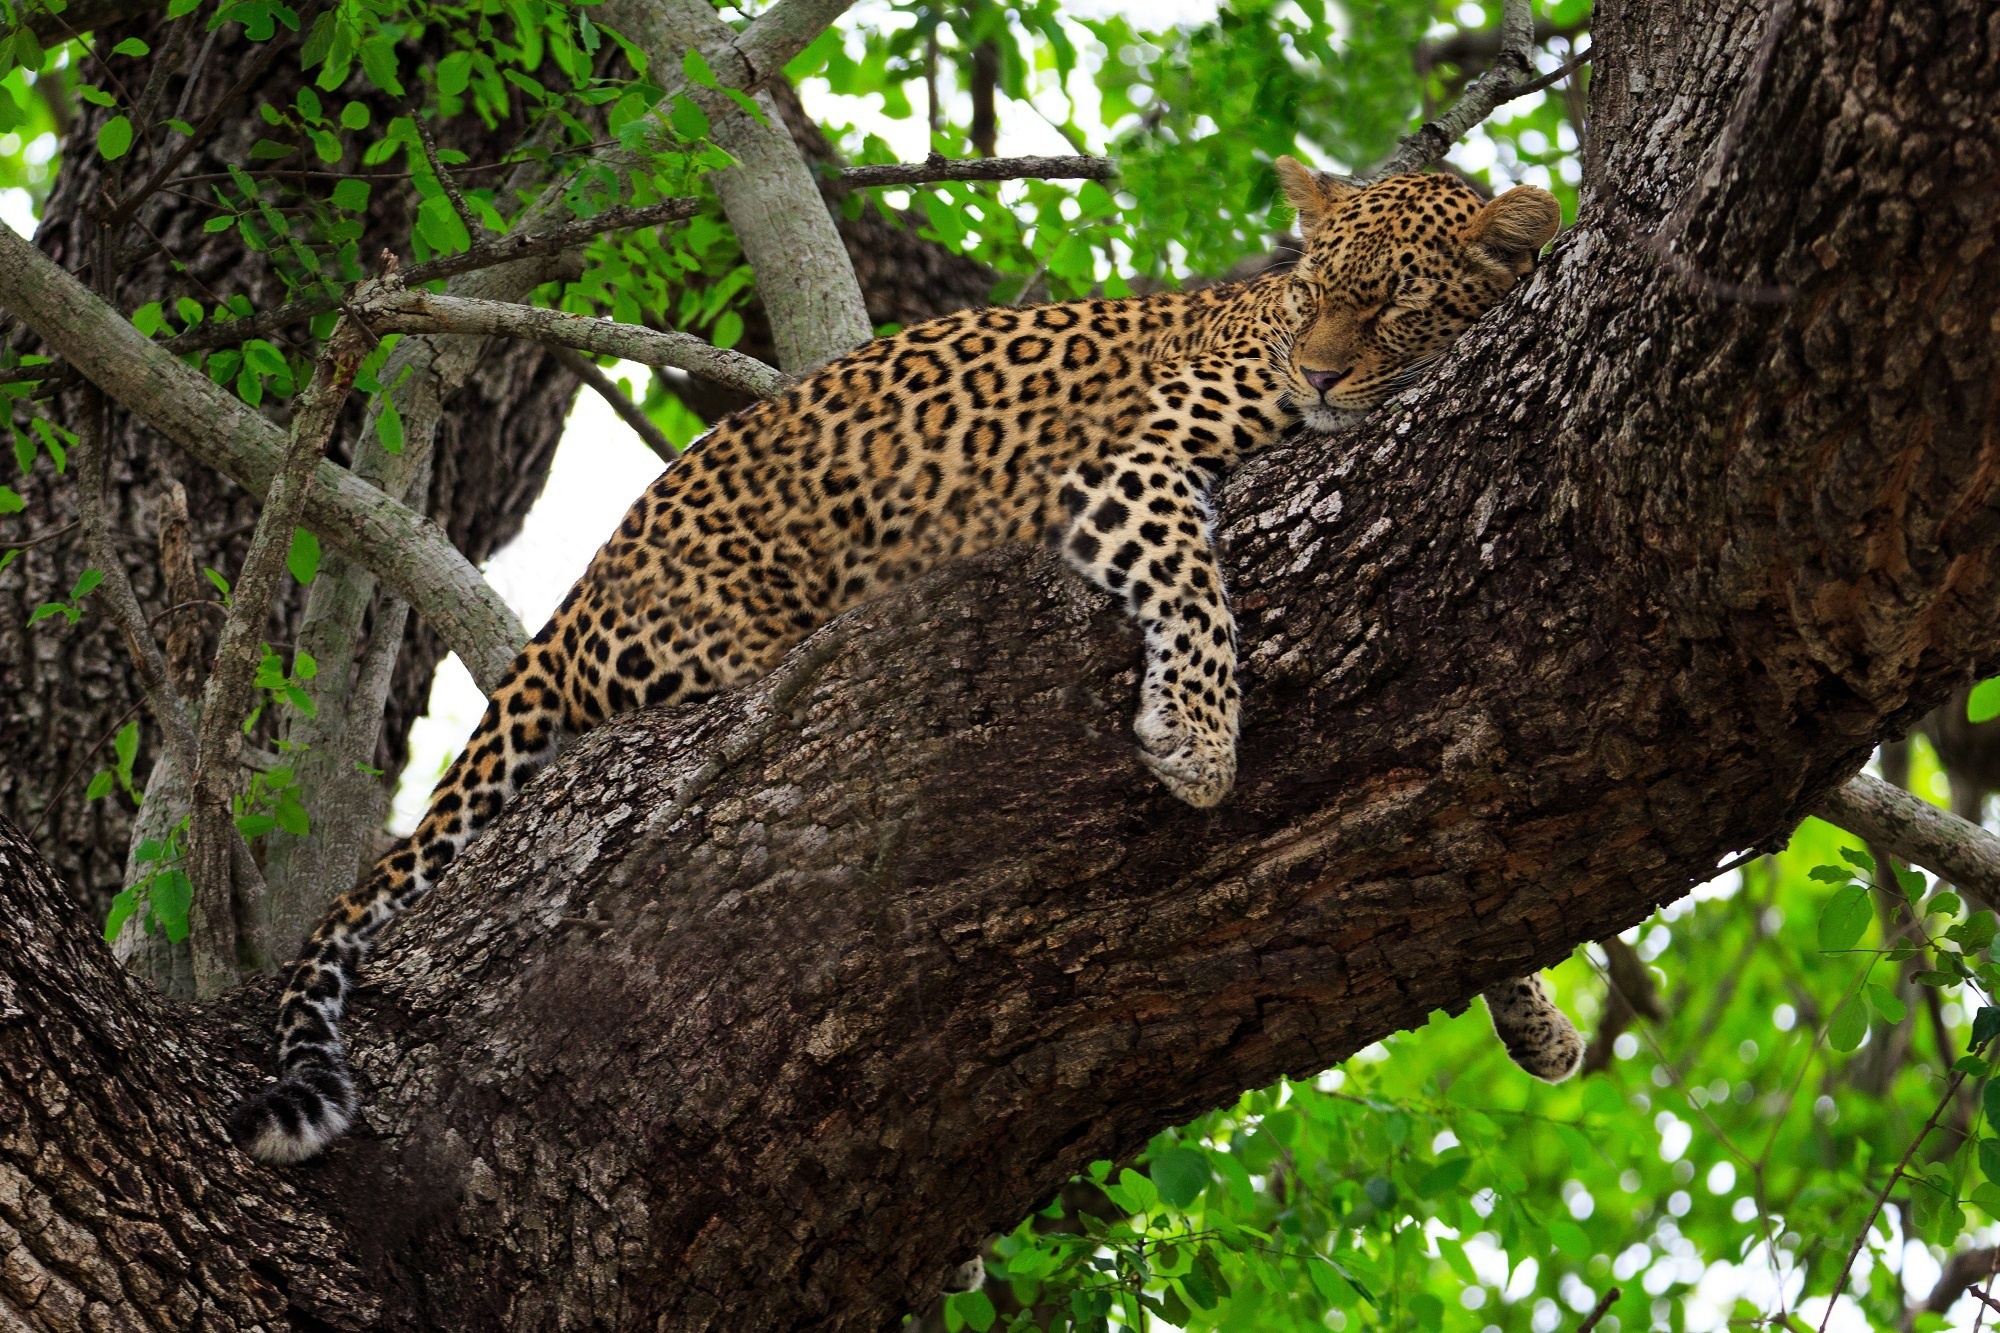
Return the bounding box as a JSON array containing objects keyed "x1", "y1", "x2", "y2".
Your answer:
[{"x1": 2, "y1": 0, "x2": 1996, "y2": 1327}]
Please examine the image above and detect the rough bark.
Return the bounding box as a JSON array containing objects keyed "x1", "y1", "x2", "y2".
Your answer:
[{"x1": 2, "y1": 0, "x2": 1997, "y2": 1327}]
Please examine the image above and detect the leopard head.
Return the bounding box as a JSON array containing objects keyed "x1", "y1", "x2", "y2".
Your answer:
[{"x1": 1272, "y1": 158, "x2": 1561, "y2": 430}]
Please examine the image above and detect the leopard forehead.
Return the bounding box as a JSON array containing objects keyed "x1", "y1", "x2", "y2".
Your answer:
[{"x1": 1291, "y1": 174, "x2": 1491, "y2": 296}]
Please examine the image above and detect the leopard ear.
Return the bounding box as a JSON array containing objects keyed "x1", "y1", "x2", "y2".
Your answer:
[
  {"x1": 1465, "y1": 185, "x2": 1561, "y2": 275},
  {"x1": 1274, "y1": 155, "x2": 1357, "y2": 238}
]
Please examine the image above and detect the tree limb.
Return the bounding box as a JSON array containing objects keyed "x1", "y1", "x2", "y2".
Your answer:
[
  {"x1": 183, "y1": 308, "x2": 373, "y2": 995},
  {"x1": 599, "y1": 0, "x2": 872, "y2": 371},
  {"x1": 1362, "y1": 0, "x2": 1536, "y2": 183},
  {"x1": 835, "y1": 152, "x2": 1117, "y2": 188},
  {"x1": 0, "y1": 219, "x2": 528, "y2": 691},
  {"x1": 363, "y1": 289, "x2": 795, "y2": 400},
  {"x1": 1818, "y1": 776, "x2": 2000, "y2": 913}
]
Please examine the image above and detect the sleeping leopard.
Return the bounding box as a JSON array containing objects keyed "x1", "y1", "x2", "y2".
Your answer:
[{"x1": 231, "y1": 159, "x2": 1583, "y2": 1165}]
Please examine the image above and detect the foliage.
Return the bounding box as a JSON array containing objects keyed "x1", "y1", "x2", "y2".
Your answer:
[{"x1": 957, "y1": 735, "x2": 2000, "y2": 1331}]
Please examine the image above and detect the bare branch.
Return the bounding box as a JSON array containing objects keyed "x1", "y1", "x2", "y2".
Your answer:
[
  {"x1": 835, "y1": 152, "x2": 1117, "y2": 189},
  {"x1": 362, "y1": 289, "x2": 794, "y2": 400},
  {"x1": 156, "y1": 197, "x2": 704, "y2": 357},
  {"x1": 409, "y1": 108, "x2": 487, "y2": 242},
  {"x1": 551, "y1": 347, "x2": 681, "y2": 464},
  {"x1": 1362, "y1": 0, "x2": 1535, "y2": 183},
  {"x1": 1818, "y1": 774, "x2": 2000, "y2": 913},
  {"x1": 185, "y1": 308, "x2": 375, "y2": 995},
  {"x1": 0, "y1": 220, "x2": 529, "y2": 691}
]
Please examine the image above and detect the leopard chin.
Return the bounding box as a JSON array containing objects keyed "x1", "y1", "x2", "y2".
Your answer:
[{"x1": 1295, "y1": 401, "x2": 1374, "y2": 435}]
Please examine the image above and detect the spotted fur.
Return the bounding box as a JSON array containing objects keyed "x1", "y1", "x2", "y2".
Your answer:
[{"x1": 229, "y1": 165, "x2": 1575, "y2": 1164}]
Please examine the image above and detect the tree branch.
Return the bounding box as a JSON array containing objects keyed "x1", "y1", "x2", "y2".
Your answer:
[
  {"x1": 362, "y1": 289, "x2": 794, "y2": 400},
  {"x1": 597, "y1": 0, "x2": 872, "y2": 371},
  {"x1": 0, "y1": 219, "x2": 529, "y2": 691},
  {"x1": 1362, "y1": 0, "x2": 1536, "y2": 183},
  {"x1": 1818, "y1": 775, "x2": 2000, "y2": 913},
  {"x1": 183, "y1": 308, "x2": 373, "y2": 995},
  {"x1": 835, "y1": 152, "x2": 1117, "y2": 188},
  {"x1": 147, "y1": 196, "x2": 705, "y2": 359}
]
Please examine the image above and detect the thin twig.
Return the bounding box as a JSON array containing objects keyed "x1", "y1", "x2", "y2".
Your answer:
[
  {"x1": 1818, "y1": 1065, "x2": 1979, "y2": 1332},
  {"x1": 0, "y1": 519, "x2": 79, "y2": 549},
  {"x1": 409, "y1": 106, "x2": 487, "y2": 241},
  {"x1": 158, "y1": 196, "x2": 704, "y2": 357},
  {"x1": 1577, "y1": 1287, "x2": 1620, "y2": 1333},
  {"x1": 105, "y1": 2, "x2": 325, "y2": 227},
  {"x1": 363, "y1": 288, "x2": 793, "y2": 400},
  {"x1": 551, "y1": 347, "x2": 681, "y2": 463},
  {"x1": 1510, "y1": 44, "x2": 1592, "y2": 100}
]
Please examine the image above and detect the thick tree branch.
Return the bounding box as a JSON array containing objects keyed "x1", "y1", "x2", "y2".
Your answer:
[
  {"x1": 0, "y1": 220, "x2": 528, "y2": 691},
  {"x1": 1819, "y1": 776, "x2": 2000, "y2": 913}
]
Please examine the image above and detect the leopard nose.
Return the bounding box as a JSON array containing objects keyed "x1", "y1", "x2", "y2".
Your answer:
[{"x1": 1302, "y1": 368, "x2": 1348, "y2": 396}]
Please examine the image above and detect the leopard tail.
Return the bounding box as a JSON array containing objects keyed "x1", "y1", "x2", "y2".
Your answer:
[{"x1": 228, "y1": 654, "x2": 564, "y2": 1163}]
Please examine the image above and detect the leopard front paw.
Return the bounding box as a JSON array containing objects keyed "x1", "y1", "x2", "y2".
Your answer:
[{"x1": 1133, "y1": 699, "x2": 1237, "y2": 809}]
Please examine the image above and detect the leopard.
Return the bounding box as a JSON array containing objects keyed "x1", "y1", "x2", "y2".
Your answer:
[{"x1": 229, "y1": 159, "x2": 1581, "y2": 1165}]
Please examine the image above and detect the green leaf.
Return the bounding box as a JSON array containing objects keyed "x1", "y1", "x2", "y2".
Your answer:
[
  {"x1": 667, "y1": 92, "x2": 709, "y2": 139},
  {"x1": 85, "y1": 770, "x2": 114, "y2": 801},
  {"x1": 375, "y1": 396, "x2": 404, "y2": 453},
  {"x1": 1103, "y1": 1167, "x2": 1158, "y2": 1215},
  {"x1": 96, "y1": 115, "x2": 133, "y2": 161},
  {"x1": 176, "y1": 296, "x2": 205, "y2": 327},
  {"x1": 287, "y1": 527, "x2": 320, "y2": 584},
  {"x1": 1828, "y1": 996, "x2": 1870, "y2": 1052},
  {"x1": 112, "y1": 719, "x2": 138, "y2": 784},
  {"x1": 1866, "y1": 982, "x2": 1907, "y2": 1025},
  {"x1": 203, "y1": 567, "x2": 232, "y2": 600},
  {"x1": 293, "y1": 649, "x2": 317, "y2": 681},
  {"x1": 339, "y1": 100, "x2": 370, "y2": 131},
  {"x1": 149, "y1": 868, "x2": 192, "y2": 942},
  {"x1": 1410, "y1": 1292, "x2": 1444, "y2": 1332},
  {"x1": 681, "y1": 46, "x2": 718, "y2": 88},
  {"x1": 1976, "y1": 1005, "x2": 2000, "y2": 1050},
  {"x1": 359, "y1": 34, "x2": 404, "y2": 96},
  {"x1": 1980, "y1": 1138, "x2": 2000, "y2": 1183},
  {"x1": 332, "y1": 177, "x2": 371, "y2": 212},
  {"x1": 1548, "y1": 1219, "x2": 1591, "y2": 1258},
  {"x1": 1806, "y1": 864, "x2": 1853, "y2": 883},
  {"x1": 69, "y1": 568, "x2": 103, "y2": 601},
  {"x1": 1416, "y1": 1152, "x2": 1472, "y2": 1196},
  {"x1": 1149, "y1": 1146, "x2": 1210, "y2": 1208},
  {"x1": 437, "y1": 49, "x2": 472, "y2": 95},
  {"x1": 1970, "y1": 676, "x2": 2000, "y2": 723},
  {"x1": 203, "y1": 214, "x2": 235, "y2": 233},
  {"x1": 944, "y1": 1290, "x2": 994, "y2": 1333},
  {"x1": 1952, "y1": 912, "x2": 1999, "y2": 951},
  {"x1": 1818, "y1": 883, "x2": 1873, "y2": 952},
  {"x1": 275, "y1": 791, "x2": 309, "y2": 836},
  {"x1": 416, "y1": 193, "x2": 472, "y2": 253},
  {"x1": 0, "y1": 485, "x2": 21, "y2": 513},
  {"x1": 103, "y1": 882, "x2": 141, "y2": 942},
  {"x1": 1916, "y1": 969, "x2": 1962, "y2": 987}
]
